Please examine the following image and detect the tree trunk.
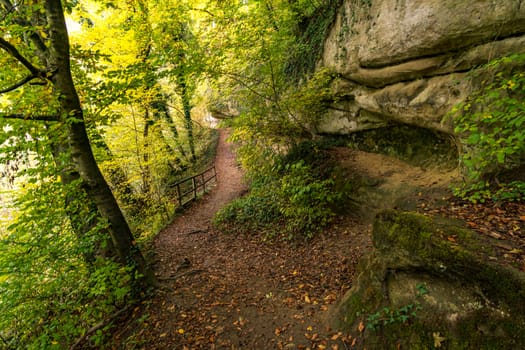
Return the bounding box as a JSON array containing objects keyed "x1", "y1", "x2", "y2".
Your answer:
[
  {"x1": 142, "y1": 108, "x2": 153, "y2": 194},
  {"x1": 51, "y1": 136, "x2": 117, "y2": 264},
  {"x1": 179, "y1": 76, "x2": 197, "y2": 163},
  {"x1": 153, "y1": 96, "x2": 189, "y2": 161},
  {"x1": 44, "y1": 0, "x2": 156, "y2": 289},
  {"x1": 87, "y1": 125, "x2": 145, "y2": 219}
]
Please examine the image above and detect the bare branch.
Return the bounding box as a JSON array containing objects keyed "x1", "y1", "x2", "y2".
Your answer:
[
  {"x1": 189, "y1": 7, "x2": 216, "y2": 17},
  {"x1": 0, "y1": 36, "x2": 43, "y2": 76},
  {"x1": 0, "y1": 114, "x2": 59, "y2": 122}
]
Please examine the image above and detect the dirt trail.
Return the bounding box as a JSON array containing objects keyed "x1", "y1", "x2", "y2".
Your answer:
[
  {"x1": 113, "y1": 130, "x2": 467, "y2": 349},
  {"x1": 151, "y1": 129, "x2": 248, "y2": 278}
]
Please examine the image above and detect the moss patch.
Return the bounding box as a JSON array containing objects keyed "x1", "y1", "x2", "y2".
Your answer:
[
  {"x1": 326, "y1": 124, "x2": 458, "y2": 169},
  {"x1": 333, "y1": 210, "x2": 525, "y2": 349}
]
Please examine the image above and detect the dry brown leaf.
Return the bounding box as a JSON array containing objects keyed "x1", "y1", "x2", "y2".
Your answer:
[
  {"x1": 358, "y1": 321, "x2": 365, "y2": 333},
  {"x1": 331, "y1": 332, "x2": 342, "y2": 340}
]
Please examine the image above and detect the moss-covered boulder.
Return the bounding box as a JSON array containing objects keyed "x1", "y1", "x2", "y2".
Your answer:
[{"x1": 333, "y1": 210, "x2": 525, "y2": 349}]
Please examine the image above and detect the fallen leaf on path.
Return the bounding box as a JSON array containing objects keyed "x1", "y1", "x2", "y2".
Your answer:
[
  {"x1": 358, "y1": 321, "x2": 365, "y2": 333},
  {"x1": 331, "y1": 332, "x2": 342, "y2": 340},
  {"x1": 433, "y1": 332, "x2": 446, "y2": 348}
]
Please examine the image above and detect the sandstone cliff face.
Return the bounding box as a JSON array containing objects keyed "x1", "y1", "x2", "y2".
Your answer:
[{"x1": 319, "y1": 0, "x2": 525, "y2": 135}]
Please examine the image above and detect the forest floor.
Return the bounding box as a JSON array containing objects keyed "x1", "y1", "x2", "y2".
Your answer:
[{"x1": 111, "y1": 129, "x2": 524, "y2": 350}]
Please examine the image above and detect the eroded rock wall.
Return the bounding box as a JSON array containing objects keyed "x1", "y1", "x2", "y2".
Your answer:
[{"x1": 319, "y1": 0, "x2": 525, "y2": 134}]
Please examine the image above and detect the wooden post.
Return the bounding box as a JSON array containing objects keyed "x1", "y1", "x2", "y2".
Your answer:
[
  {"x1": 176, "y1": 184, "x2": 182, "y2": 206},
  {"x1": 192, "y1": 177, "x2": 197, "y2": 201}
]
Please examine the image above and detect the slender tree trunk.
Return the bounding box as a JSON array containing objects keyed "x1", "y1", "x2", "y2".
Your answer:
[
  {"x1": 153, "y1": 97, "x2": 189, "y2": 160},
  {"x1": 142, "y1": 108, "x2": 153, "y2": 194},
  {"x1": 87, "y1": 125, "x2": 145, "y2": 219},
  {"x1": 44, "y1": 0, "x2": 156, "y2": 289},
  {"x1": 179, "y1": 76, "x2": 196, "y2": 163}
]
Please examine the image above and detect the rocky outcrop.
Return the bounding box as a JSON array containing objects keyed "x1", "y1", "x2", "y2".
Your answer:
[
  {"x1": 319, "y1": 0, "x2": 525, "y2": 135},
  {"x1": 333, "y1": 210, "x2": 525, "y2": 349}
]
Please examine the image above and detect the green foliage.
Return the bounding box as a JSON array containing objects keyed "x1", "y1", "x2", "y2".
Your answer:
[
  {"x1": 366, "y1": 284, "x2": 428, "y2": 331},
  {"x1": 450, "y1": 53, "x2": 525, "y2": 202},
  {"x1": 213, "y1": 179, "x2": 281, "y2": 235},
  {"x1": 0, "y1": 179, "x2": 133, "y2": 349},
  {"x1": 285, "y1": 0, "x2": 343, "y2": 80},
  {"x1": 215, "y1": 141, "x2": 348, "y2": 240},
  {"x1": 277, "y1": 160, "x2": 341, "y2": 239}
]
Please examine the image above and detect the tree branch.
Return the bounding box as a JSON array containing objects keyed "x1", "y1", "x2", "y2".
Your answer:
[
  {"x1": 0, "y1": 74, "x2": 41, "y2": 94},
  {"x1": 0, "y1": 37, "x2": 43, "y2": 77},
  {"x1": 189, "y1": 7, "x2": 216, "y2": 17},
  {"x1": 0, "y1": 114, "x2": 59, "y2": 122},
  {"x1": 69, "y1": 304, "x2": 133, "y2": 350},
  {"x1": 0, "y1": 0, "x2": 49, "y2": 59}
]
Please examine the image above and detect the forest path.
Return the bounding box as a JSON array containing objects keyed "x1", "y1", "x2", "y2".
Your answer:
[
  {"x1": 114, "y1": 129, "x2": 370, "y2": 349},
  {"x1": 151, "y1": 128, "x2": 248, "y2": 279}
]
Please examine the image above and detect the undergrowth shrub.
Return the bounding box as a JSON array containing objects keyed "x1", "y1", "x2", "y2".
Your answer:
[
  {"x1": 277, "y1": 160, "x2": 341, "y2": 239},
  {"x1": 0, "y1": 180, "x2": 133, "y2": 349},
  {"x1": 450, "y1": 53, "x2": 525, "y2": 202},
  {"x1": 214, "y1": 141, "x2": 348, "y2": 240}
]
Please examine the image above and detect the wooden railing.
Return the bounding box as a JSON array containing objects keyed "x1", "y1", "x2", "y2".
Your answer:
[{"x1": 171, "y1": 166, "x2": 217, "y2": 207}]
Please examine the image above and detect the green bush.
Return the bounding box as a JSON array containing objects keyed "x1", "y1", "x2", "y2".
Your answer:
[
  {"x1": 214, "y1": 182, "x2": 281, "y2": 235},
  {"x1": 451, "y1": 53, "x2": 525, "y2": 202},
  {"x1": 278, "y1": 160, "x2": 342, "y2": 239},
  {"x1": 214, "y1": 142, "x2": 347, "y2": 240}
]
